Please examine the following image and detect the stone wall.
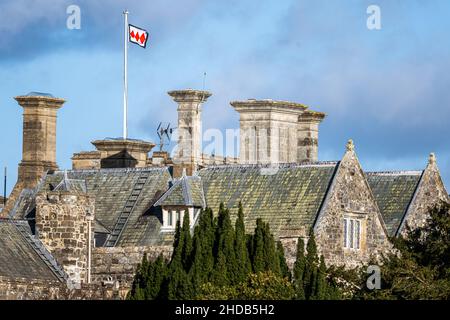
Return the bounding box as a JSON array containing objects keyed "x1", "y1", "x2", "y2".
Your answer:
[
  {"x1": 36, "y1": 191, "x2": 95, "y2": 284},
  {"x1": 314, "y1": 141, "x2": 392, "y2": 269},
  {"x1": 91, "y1": 246, "x2": 173, "y2": 288},
  {"x1": 399, "y1": 154, "x2": 450, "y2": 236},
  {"x1": 0, "y1": 276, "x2": 123, "y2": 300}
]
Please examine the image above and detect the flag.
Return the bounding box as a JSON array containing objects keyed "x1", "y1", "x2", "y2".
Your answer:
[{"x1": 128, "y1": 24, "x2": 148, "y2": 48}]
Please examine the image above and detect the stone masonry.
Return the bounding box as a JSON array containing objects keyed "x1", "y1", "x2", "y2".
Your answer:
[
  {"x1": 35, "y1": 190, "x2": 95, "y2": 285},
  {"x1": 3, "y1": 93, "x2": 65, "y2": 216},
  {"x1": 168, "y1": 89, "x2": 212, "y2": 177},
  {"x1": 313, "y1": 140, "x2": 392, "y2": 268},
  {"x1": 398, "y1": 153, "x2": 450, "y2": 236}
]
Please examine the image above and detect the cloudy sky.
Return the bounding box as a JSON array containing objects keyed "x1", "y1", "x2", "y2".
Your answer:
[{"x1": 1, "y1": 0, "x2": 449, "y2": 193}]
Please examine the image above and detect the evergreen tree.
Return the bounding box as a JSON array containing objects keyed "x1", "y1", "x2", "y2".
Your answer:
[
  {"x1": 251, "y1": 218, "x2": 266, "y2": 273},
  {"x1": 181, "y1": 210, "x2": 193, "y2": 270},
  {"x1": 234, "y1": 203, "x2": 252, "y2": 283},
  {"x1": 304, "y1": 232, "x2": 319, "y2": 299},
  {"x1": 212, "y1": 203, "x2": 237, "y2": 285},
  {"x1": 263, "y1": 223, "x2": 280, "y2": 275},
  {"x1": 277, "y1": 241, "x2": 291, "y2": 280},
  {"x1": 293, "y1": 238, "x2": 306, "y2": 300},
  {"x1": 166, "y1": 218, "x2": 194, "y2": 299},
  {"x1": 146, "y1": 254, "x2": 166, "y2": 300},
  {"x1": 311, "y1": 255, "x2": 327, "y2": 300}
]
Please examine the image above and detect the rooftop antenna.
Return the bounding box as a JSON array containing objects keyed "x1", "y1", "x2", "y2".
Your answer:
[{"x1": 156, "y1": 122, "x2": 174, "y2": 151}]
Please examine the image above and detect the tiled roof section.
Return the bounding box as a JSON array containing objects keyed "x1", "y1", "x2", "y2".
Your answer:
[
  {"x1": 42, "y1": 168, "x2": 172, "y2": 246},
  {"x1": 366, "y1": 171, "x2": 423, "y2": 237},
  {"x1": 0, "y1": 219, "x2": 58, "y2": 281},
  {"x1": 154, "y1": 176, "x2": 205, "y2": 207},
  {"x1": 198, "y1": 163, "x2": 338, "y2": 238},
  {"x1": 53, "y1": 172, "x2": 87, "y2": 193}
]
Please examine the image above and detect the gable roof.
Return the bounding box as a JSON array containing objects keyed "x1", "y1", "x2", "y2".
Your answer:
[
  {"x1": 154, "y1": 175, "x2": 205, "y2": 207},
  {"x1": 0, "y1": 219, "x2": 58, "y2": 281},
  {"x1": 29, "y1": 168, "x2": 173, "y2": 246},
  {"x1": 366, "y1": 171, "x2": 423, "y2": 237},
  {"x1": 198, "y1": 162, "x2": 338, "y2": 238}
]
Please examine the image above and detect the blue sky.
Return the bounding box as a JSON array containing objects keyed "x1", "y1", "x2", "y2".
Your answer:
[{"x1": 1, "y1": 0, "x2": 449, "y2": 194}]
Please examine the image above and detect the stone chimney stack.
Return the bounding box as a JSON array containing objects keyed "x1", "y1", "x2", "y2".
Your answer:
[
  {"x1": 230, "y1": 99, "x2": 307, "y2": 164},
  {"x1": 297, "y1": 110, "x2": 325, "y2": 163},
  {"x1": 168, "y1": 89, "x2": 212, "y2": 177},
  {"x1": 15, "y1": 92, "x2": 65, "y2": 189},
  {"x1": 35, "y1": 176, "x2": 94, "y2": 285}
]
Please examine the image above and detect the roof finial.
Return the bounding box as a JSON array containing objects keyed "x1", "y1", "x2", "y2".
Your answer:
[
  {"x1": 429, "y1": 152, "x2": 436, "y2": 165},
  {"x1": 346, "y1": 139, "x2": 354, "y2": 152}
]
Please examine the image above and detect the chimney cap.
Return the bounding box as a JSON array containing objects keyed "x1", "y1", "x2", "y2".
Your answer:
[
  {"x1": 168, "y1": 89, "x2": 212, "y2": 103},
  {"x1": 25, "y1": 92, "x2": 54, "y2": 97},
  {"x1": 230, "y1": 99, "x2": 307, "y2": 113}
]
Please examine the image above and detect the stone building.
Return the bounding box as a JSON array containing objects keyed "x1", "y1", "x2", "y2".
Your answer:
[{"x1": 0, "y1": 89, "x2": 448, "y2": 299}]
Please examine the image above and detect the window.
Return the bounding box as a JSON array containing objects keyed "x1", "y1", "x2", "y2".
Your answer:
[
  {"x1": 168, "y1": 211, "x2": 173, "y2": 226},
  {"x1": 344, "y1": 218, "x2": 361, "y2": 249}
]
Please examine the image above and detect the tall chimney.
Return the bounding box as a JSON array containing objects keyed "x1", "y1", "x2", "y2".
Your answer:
[
  {"x1": 15, "y1": 92, "x2": 65, "y2": 188},
  {"x1": 297, "y1": 110, "x2": 325, "y2": 163},
  {"x1": 168, "y1": 89, "x2": 211, "y2": 177},
  {"x1": 230, "y1": 99, "x2": 307, "y2": 164}
]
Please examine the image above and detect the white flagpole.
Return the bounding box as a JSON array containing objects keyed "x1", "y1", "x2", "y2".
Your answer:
[{"x1": 123, "y1": 10, "x2": 129, "y2": 140}]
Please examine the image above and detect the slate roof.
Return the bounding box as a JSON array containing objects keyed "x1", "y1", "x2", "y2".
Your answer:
[
  {"x1": 154, "y1": 175, "x2": 206, "y2": 207},
  {"x1": 0, "y1": 219, "x2": 58, "y2": 281},
  {"x1": 366, "y1": 171, "x2": 423, "y2": 237},
  {"x1": 198, "y1": 163, "x2": 338, "y2": 238},
  {"x1": 36, "y1": 168, "x2": 173, "y2": 246}
]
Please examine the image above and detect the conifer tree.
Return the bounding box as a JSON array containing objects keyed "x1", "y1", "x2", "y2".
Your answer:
[
  {"x1": 146, "y1": 254, "x2": 166, "y2": 300},
  {"x1": 263, "y1": 223, "x2": 280, "y2": 275},
  {"x1": 166, "y1": 217, "x2": 194, "y2": 299},
  {"x1": 277, "y1": 241, "x2": 291, "y2": 280},
  {"x1": 234, "y1": 203, "x2": 251, "y2": 283},
  {"x1": 251, "y1": 218, "x2": 266, "y2": 273},
  {"x1": 212, "y1": 203, "x2": 237, "y2": 285},
  {"x1": 181, "y1": 210, "x2": 193, "y2": 270},
  {"x1": 293, "y1": 238, "x2": 306, "y2": 300},
  {"x1": 313, "y1": 255, "x2": 327, "y2": 300},
  {"x1": 304, "y1": 232, "x2": 319, "y2": 299}
]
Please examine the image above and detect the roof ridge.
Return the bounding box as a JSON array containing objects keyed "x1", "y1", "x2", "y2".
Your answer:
[
  {"x1": 53, "y1": 167, "x2": 169, "y2": 174},
  {"x1": 366, "y1": 170, "x2": 423, "y2": 176},
  {"x1": 200, "y1": 161, "x2": 339, "y2": 171}
]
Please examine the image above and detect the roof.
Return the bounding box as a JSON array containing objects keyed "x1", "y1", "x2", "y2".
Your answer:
[
  {"x1": 198, "y1": 162, "x2": 338, "y2": 238},
  {"x1": 366, "y1": 171, "x2": 423, "y2": 237},
  {"x1": 37, "y1": 168, "x2": 173, "y2": 246},
  {"x1": 154, "y1": 175, "x2": 205, "y2": 207},
  {"x1": 53, "y1": 172, "x2": 87, "y2": 193},
  {"x1": 0, "y1": 219, "x2": 58, "y2": 281}
]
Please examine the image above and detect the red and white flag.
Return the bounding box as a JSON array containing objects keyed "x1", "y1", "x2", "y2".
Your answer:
[{"x1": 128, "y1": 24, "x2": 149, "y2": 48}]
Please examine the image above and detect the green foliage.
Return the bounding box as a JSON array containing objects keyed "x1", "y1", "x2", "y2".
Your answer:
[
  {"x1": 293, "y1": 238, "x2": 306, "y2": 300},
  {"x1": 359, "y1": 202, "x2": 450, "y2": 300},
  {"x1": 198, "y1": 272, "x2": 295, "y2": 300},
  {"x1": 234, "y1": 203, "x2": 252, "y2": 283},
  {"x1": 277, "y1": 241, "x2": 291, "y2": 280},
  {"x1": 128, "y1": 203, "x2": 344, "y2": 300}
]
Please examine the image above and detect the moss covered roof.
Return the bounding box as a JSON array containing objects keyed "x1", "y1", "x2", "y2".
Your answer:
[
  {"x1": 366, "y1": 171, "x2": 422, "y2": 237},
  {"x1": 154, "y1": 175, "x2": 205, "y2": 207},
  {"x1": 198, "y1": 163, "x2": 338, "y2": 238}
]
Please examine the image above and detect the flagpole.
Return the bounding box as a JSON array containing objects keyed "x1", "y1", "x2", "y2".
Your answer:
[{"x1": 123, "y1": 10, "x2": 129, "y2": 140}]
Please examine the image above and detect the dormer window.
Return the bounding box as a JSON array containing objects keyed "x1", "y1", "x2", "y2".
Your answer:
[{"x1": 344, "y1": 218, "x2": 361, "y2": 250}]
